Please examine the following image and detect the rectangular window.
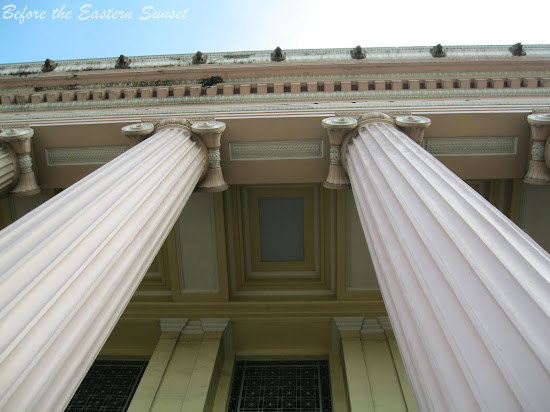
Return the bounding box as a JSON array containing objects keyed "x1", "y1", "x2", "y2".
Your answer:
[
  {"x1": 226, "y1": 360, "x2": 332, "y2": 412},
  {"x1": 65, "y1": 360, "x2": 147, "y2": 412}
]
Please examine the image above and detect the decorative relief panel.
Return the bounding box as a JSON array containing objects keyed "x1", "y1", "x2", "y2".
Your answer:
[
  {"x1": 46, "y1": 145, "x2": 130, "y2": 166},
  {"x1": 229, "y1": 140, "x2": 323, "y2": 161},
  {"x1": 423, "y1": 136, "x2": 517, "y2": 156}
]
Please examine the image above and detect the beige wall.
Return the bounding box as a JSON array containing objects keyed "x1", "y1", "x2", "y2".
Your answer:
[{"x1": 520, "y1": 184, "x2": 550, "y2": 253}]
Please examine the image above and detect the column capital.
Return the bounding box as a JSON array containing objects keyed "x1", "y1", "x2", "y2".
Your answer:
[
  {"x1": 332, "y1": 317, "x2": 364, "y2": 353},
  {"x1": 333, "y1": 316, "x2": 365, "y2": 331},
  {"x1": 360, "y1": 318, "x2": 386, "y2": 342},
  {"x1": 0, "y1": 127, "x2": 40, "y2": 196},
  {"x1": 395, "y1": 115, "x2": 431, "y2": 145},
  {"x1": 200, "y1": 317, "x2": 230, "y2": 333},
  {"x1": 321, "y1": 117, "x2": 357, "y2": 189},
  {"x1": 159, "y1": 318, "x2": 188, "y2": 333},
  {"x1": 191, "y1": 121, "x2": 228, "y2": 192},
  {"x1": 121, "y1": 122, "x2": 155, "y2": 146},
  {"x1": 524, "y1": 113, "x2": 550, "y2": 185},
  {"x1": 121, "y1": 118, "x2": 229, "y2": 192},
  {"x1": 359, "y1": 318, "x2": 395, "y2": 341}
]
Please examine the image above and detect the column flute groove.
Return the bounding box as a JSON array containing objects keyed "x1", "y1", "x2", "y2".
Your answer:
[
  {"x1": 327, "y1": 112, "x2": 550, "y2": 412},
  {"x1": 0, "y1": 122, "x2": 219, "y2": 411}
]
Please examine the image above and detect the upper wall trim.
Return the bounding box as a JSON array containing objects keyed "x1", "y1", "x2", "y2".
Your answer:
[
  {"x1": 0, "y1": 100, "x2": 549, "y2": 126},
  {"x1": 1, "y1": 86, "x2": 550, "y2": 113}
]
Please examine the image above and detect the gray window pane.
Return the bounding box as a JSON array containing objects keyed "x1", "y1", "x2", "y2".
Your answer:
[{"x1": 258, "y1": 197, "x2": 305, "y2": 262}]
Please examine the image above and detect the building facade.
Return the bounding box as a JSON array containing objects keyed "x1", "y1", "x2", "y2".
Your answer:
[{"x1": 1, "y1": 44, "x2": 550, "y2": 411}]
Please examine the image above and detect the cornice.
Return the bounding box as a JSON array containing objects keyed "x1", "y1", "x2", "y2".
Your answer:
[{"x1": 2, "y1": 45, "x2": 549, "y2": 76}]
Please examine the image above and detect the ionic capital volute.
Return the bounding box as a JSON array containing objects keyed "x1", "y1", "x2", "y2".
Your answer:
[
  {"x1": 322, "y1": 116, "x2": 357, "y2": 189},
  {"x1": 524, "y1": 113, "x2": 550, "y2": 185},
  {"x1": 0, "y1": 127, "x2": 40, "y2": 196},
  {"x1": 395, "y1": 115, "x2": 431, "y2": 145},
  {"x1": 121, "y1": 122, "x2": 155, "y2": 146},
  {"x1": 191, "y1": 121, "x2": 228, "y2": 192}
]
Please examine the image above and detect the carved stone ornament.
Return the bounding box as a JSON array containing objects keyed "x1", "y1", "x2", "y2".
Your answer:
[
  {"x1": 115, "y1": 55, "x2": 131, "y2": 69},
  {"x1": 351, "y1": 45, "x2": 366, "y2": 60},
  {"x1": 193, "y1": 51, "x2": 207, "y2": 65},
  {"x1": 42, "y1": 59, "x2": 57, "y2": 72},
  {"x1": 191, "y1": 121, "x2": 228, "y2": 192},
  {"x1": 524, "y1": 113, "x2": 550, "y2": 185},
  {"x1": 510, "y1": 42, "x2": 526, "y2": 57},
  {"x1": 121, "y1": 122, "x2": 155, "y2": 146},
  {"x1": 395, "y1": 115, "x2": 432, "y2": 145},
  {"x1": 271, "y1": 47, "x2": 286, "y2": 62},
  {"x1": 0, "y1": 128, "x2": 40, "y2": 196},
  {"x1": 322, "y1": 117, "x2": 358, "y2": 189},
  {"x1": 430, "y1": 44, "x2": 446, "y2": 58}
]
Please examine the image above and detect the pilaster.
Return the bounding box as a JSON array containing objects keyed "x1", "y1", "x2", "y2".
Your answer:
[
  {"x1": 360, "y1": 319, "x2": 412, "y2": 412},
  {"x1": 182, "y1": 318, "x2": 230, "y2": 412},
  {"x1": 338, "y1": 112, "x2": 550, "y2": 411},
  {"x1": 128, "y1": 318, "x2": 188, "y2": 412},
  {"x1": 333, "y1": 317, "x2": 375, "y2": 412},
  {"x1": 524, "y1": 113, "x2": 550, "y2": 185},
  {"x1": 145, "y1": 318, "x2": 231, "y2": 412}
]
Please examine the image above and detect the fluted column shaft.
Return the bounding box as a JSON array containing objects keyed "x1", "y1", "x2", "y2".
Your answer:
[
  {"x1": 0, "y1": 126, "x2": 207, "y2": 411},
  {"x1": 344, "y1": 117, "x2": 550, "y2": 411}
]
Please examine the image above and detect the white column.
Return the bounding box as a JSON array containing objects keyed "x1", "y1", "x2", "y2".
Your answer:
[
  {"x1": 0, "y1": 122, "x2": 213, "y2": 411},
  {"x1": 334, "y1": 112, "x2": 550, "y2": 412}
]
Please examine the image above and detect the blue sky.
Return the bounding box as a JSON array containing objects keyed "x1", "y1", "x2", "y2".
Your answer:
[{"x1": 0, "y1": 0, "x2": 548, "y2": 64}]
